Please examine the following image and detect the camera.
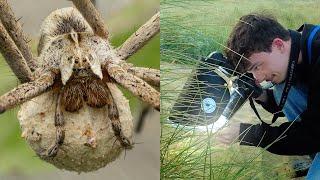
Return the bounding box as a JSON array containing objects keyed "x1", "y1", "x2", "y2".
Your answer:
[{"x1": 168, "y1": 52, "x2": 263, "y2": 131}]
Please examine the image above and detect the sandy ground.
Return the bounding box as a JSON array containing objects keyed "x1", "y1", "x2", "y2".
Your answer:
[{"x1": 0, "y1": 0, "x2": 160, "y2": 179}]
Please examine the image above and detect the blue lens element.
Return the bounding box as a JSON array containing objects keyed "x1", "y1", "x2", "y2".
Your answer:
[{"x1": 201, "y1": 97, "x2": 216, "y2": 114}]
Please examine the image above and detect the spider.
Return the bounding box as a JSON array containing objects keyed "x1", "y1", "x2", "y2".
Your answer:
[{"x1": 0, "y1": 0, "x2": 159, "y2": 163}]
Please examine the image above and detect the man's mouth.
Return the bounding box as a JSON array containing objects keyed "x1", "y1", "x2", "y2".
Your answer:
[{"x1": 268, "y1": 75, "x2": 276, "y2": 83}]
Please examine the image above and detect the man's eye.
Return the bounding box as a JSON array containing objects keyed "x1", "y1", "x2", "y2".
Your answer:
[{"x1": 254, "y1": 65, "x2": 260, "y2": 71}]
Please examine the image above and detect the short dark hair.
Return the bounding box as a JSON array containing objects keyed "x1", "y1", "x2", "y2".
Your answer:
[{"x1": 224, "y1": 13, "x2": 290, "y2": 73}]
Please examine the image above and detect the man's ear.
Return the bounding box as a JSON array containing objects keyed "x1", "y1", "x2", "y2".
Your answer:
[{"x1": 272, "y1": 38, "x2": 285, "y2": 52}]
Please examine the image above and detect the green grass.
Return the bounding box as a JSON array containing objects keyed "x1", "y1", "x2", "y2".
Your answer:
[
  {"x1": 161, "y1": 62, "x2": 297, "y2": 179},
  {"x1": 0, "y1": 4, "x2": 159, "y2": 176},
  {"x1": 161, "y1": 0, "x2": 320, "y2": 63},
  {"x1": 160, "y1": 0, "x2": 319, "y2": 179}
]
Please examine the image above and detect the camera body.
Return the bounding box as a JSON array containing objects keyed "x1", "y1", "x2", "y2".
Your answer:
[{"x1": 168, "y1": 52, "x2": 262, "y2": 130}]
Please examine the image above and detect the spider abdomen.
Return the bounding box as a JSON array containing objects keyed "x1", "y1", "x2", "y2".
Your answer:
[
  {"x1": 61, "y1": 77, "x2": 111, "y2": 112},
  {"x1": 84, "y1": 79, "x2": 112, "y2": 108}
]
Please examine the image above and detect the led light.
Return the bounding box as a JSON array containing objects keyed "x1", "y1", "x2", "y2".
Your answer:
[{"x1": 260, "y1": 81, "x2": 274, "y2": 89}]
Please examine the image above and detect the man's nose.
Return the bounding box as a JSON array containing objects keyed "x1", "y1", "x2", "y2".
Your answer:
[{"x1": 252, "y1": 72, "x2": 265, "y2": 83}]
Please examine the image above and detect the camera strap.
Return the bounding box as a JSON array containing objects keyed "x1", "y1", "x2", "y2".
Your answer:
[
  {"x1": 271, "y1": 30, "x2": 301, "y2": 123},
  {"x1": 307, "y1": 25, "x2": 320, "y2": 64}
]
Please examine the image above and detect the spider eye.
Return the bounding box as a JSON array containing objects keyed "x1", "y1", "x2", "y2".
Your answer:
[
  {"x1": 67, "y1": 56, "x2": 73, "y2": 61},
  {"x1": 74, "y1": 57, "x2": 79, "y2": 64}
]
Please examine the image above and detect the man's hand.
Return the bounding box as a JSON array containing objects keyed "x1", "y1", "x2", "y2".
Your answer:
[{"x1": 214, "y1": 122, "x2": 241, "y2": 145}]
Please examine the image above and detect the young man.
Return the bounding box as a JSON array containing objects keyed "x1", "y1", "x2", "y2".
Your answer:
[{"x1": 223, "y1": 13, "x2": 320, "y2": 178}]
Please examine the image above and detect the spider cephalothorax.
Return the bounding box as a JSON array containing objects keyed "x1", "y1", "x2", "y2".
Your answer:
[
  {"x1": 42, "y1": 26, "x2": 117, "y2": 112},
  {"x1": 44, "y1": 31, "x2": 115, "y2": 111},
  {"x1": 0, "y1": 0, "x2": 159, "y2": 172}
]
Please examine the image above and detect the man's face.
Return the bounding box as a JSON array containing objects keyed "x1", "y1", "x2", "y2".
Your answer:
[{"x1": 247, "y1": 38, "x2": 291, "y2": 84}]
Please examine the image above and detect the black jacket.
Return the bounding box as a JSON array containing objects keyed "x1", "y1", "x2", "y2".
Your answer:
[{"x1": 239, "y1": 24, "x2": 320, "y2": 155}]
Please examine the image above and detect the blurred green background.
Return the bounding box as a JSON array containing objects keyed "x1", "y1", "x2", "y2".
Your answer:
[
  {"x1": 161, "y1": 0, "x2": 320, "y2": 179},
  {"x1": 0, "y1": 0, "x2": 159, "y2": 177}
]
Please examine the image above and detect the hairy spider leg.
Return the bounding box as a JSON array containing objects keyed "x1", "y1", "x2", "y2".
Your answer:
[
  {"x1": 105, "y1": 84, "x2": 133, "y2": 149},
  {"x1": 46, "y1": 90, "x2": 65, "y2": 157}
]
